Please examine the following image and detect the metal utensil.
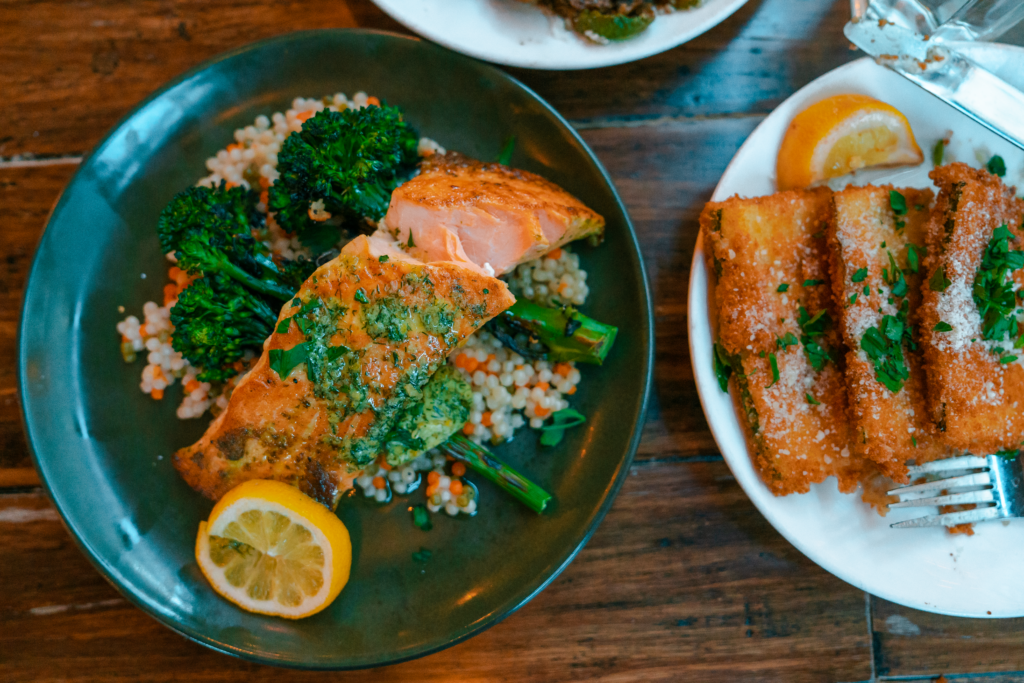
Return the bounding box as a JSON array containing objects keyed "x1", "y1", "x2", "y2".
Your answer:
[
  {"x1": 887, "y1": 454, "x2": 1024, "y2": 528},
  {"x1": 845, "y1": 0, "x2": 1024, "y2": 149}
]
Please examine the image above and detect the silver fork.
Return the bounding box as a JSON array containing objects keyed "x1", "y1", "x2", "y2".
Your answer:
[{"x1": 886, "y1": 454, "x2": 1024, "y2": 528}]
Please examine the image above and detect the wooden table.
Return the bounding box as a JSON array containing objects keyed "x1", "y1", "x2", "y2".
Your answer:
[{"x1": 4, "y1": 1, "x2": 1024, "y2": 680}]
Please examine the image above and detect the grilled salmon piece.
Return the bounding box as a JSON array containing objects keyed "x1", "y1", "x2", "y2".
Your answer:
[
  {"x1": 173, "y1": 236, "x2": 515, "y2": 507},
  {"x1": 382, "y1": 152, "x2": 604, "y2": 275}
]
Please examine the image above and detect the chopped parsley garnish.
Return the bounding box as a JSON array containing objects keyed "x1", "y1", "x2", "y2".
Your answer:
[
  {"x1": 797, "y1": 306, "x2": 833, "y2": 371},
  {"x1": 851, "y1": 267, "x2": 868, "y2": 283},
  {"x1": 411, "y1": 505, "x2": 432, "y2": 531},
  {"x1": 713, "y1": 343, "x2": 734, "y2": 392},
  {"x1": 849, "y1": 293, "x2": 858, "y2": 305},
  {"x1": 906, "y1": 243, "x2": 924, "y2": 273},
  {"x1": 378, "y1": 254, "x2": 389, "y2": 263},
  {"x1": 326, "y1": 344, "x2": 349, "y2": 362},
  {"x1": 995, "y1": 448, "x2": 1020, "y2": 460},
  {"x1": 276, "y1": 318, "x2": 292, "y2": 334},
  {"x1": 412, "y1": 547, "x2": 432, "y2": 562},
  {"x1": 483, "y1": 288, "x2": 489, "y2": 294},
  {"x1": 884, "y1": 251, "x2": 908, "y2": 297},
  {"x1": 1000, "y1": 355, "x2": 1018, "y2": 364},
  {"x1": 269, "y1": 342, "x2": 309, "y2": 379},
  {"x1": 777, "y1": 332, "x2": 798, "y2": 350},
  {"x1": 777, "y1": 283, "x2": 790, "y2": 293},
  {"x1": 863, "y1": 285, "x2": 870, "y2": 296},
  {"x1": 911, "y1": 436, "x2": 918, "y2": 448},
  {"x1": 973, "y1": 225, "x2": 1024, "y2": 341},
  {"x1": 806, "y1": 393, "x2": 821, "y2": 406},
  {"x1": 767, "y1": 353, "x2": 779, "y2": 387},
  {"x1": 860, "y1": 305, "x2": 913, "y2": 393},
  {"x1": 934, "y1": 321, "x2": 953, "y2": 332},
  {"x1": 354, "y1": 288, "x2": 369, "y2": 304},
  {"x1": 987, "y1": 155, "x2": 1007, "y2": 177},
  {"x1": 803, "y1": 279, "x2": 825, "y2": 287},
  {"x1": 932, "y1": 139, "x2": 945, "y2": 166},
  {"x1": 890, "y1": 191, "x2": 907, "y2": 230},
  {"x1": 538, "y1": 408, "x2": 587, "y2": 447},
  {"x1": 497, "y1": 134, "x2": 516, "y2": 166},
  {"x1": 929, "y1": 266, "x2": 951, "y2": 292},
  {"x1": 407, "y1": 230, "x2": 416, "y2": 248}
]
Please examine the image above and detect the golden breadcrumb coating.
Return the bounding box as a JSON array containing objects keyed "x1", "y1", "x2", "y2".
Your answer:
[
  {"x1": 826, "y1": 185, "x2": 948, "y2": 482},
  {"x1": 702, "y1": 189, "x2": 867, "y2": 496},
  {"x1": 918, "y1": 163, "x2": 1024, "y2": 453}
]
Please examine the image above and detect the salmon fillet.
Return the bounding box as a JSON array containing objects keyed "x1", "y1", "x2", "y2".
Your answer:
[
  {"x1": 383, "y1": 152, "x2": 604, "y2": 275},
  {"x1": 826, "y1": 185, "x2": 948, "y2": 482},
  {"x1": 173, "y1": 236, "x2": 515, "y2": 506},
  {"x1": 918, "y1": 163, "x2": 1024, "y2": 453},
  {"x1": 703, "y1": 189, "x2": 868, "y2": 496}
]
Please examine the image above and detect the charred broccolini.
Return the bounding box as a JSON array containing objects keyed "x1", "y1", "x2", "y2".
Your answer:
[
  {"x1": 268, "y1": 105, "x2": 420, "y2": 253},
  {"x1": 169, "y1": 274, "x2": 279, "y2": 382},
  {"x1": 159, "y1": 182, "x2": 316, "y2": 380}
]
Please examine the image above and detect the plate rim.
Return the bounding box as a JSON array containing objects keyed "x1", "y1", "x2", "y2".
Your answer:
[
  {"x1": 687, "y1": 49, "x2": 1024, "y2": 618},
  {"x1": 369, "y1": 0, "x2": 749, "y2": 70},
  {"x1": 17, "y1": 28, "x2": 655, "y2": 668}
]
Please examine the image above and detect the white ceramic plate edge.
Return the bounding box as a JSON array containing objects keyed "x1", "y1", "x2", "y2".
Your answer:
[
  {"x1": 370, "y1": 0, "x2": 749, "y2": 70},
  {"x1": 688, "y1": 49, "x2": 1024, "y2": 618}
]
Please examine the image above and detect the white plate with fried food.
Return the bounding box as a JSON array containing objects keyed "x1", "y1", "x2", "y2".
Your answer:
[
  {"x1": 370, "y1": 0, "x2": 748, "y2": 70},
  {"x1": 689, "y1": 44, "x2": 1024, "y2": 617}
]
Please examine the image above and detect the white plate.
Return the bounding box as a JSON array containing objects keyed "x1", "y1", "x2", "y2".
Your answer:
[
  {"x1": 370, "y1": 0, "x2": 748, "y2": 70},
  {"x1": 688, "y1": 44, "x2": 1024, "y2": 618}
]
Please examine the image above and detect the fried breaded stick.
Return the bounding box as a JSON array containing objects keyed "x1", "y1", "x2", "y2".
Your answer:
[
  {"x1": 826, "y1": 185, "x2": 947, "y2": 482},
  {"x1": 702, "y1": 189, "x2": 866, "y2": 496},
  {"x1": 918, "y1": 163, "x2": 1024, "y2": 453}
]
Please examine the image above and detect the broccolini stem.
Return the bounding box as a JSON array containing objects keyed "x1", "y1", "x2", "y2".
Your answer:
[
  {"x1": 216, "y1": 259, "x2": 296, "y2": 301},
  {"x1": 441, "y1": 435, "x2": 552, "y2": 514},
  {"x1": 490, "y1": 299, "x2": 618, "y2": 365}
]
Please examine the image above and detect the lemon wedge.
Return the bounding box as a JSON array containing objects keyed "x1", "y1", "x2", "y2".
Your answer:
[
  {"x1": 776, "y1": 94, "x2": 923, "y2": 191},
  {"x1": 195, "y1": 480, "x2": 351, "y2": 619}
]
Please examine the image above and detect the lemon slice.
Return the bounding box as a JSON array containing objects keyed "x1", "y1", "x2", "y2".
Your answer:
[
  {"x1": 776, "y1": 94, "x2": 924, "y2": 191},
  {"x1": 195, "y1": 480, "x2": 351, "y2": 619}
]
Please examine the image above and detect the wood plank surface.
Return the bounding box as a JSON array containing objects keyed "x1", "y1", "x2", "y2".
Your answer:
[
  {"x1": 872, "y1": 600, "x2": 1024, "y2": 679},
  {"x1": 0, "y1": 0, "x2": 868, "y2": 161},
  {"x1": 6, "y1": 0, "x2": 1024, "y2": 679},
  {"x1": 0, "y1": 462, "x2": 873, "y2": 682}
]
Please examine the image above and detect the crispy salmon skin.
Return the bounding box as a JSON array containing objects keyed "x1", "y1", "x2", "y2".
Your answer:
[
  {"x1": 919, "y1": 163, "x2": 1024, "y2": 453},
  {"x1": 702, "y1": 189, "x2": 866, "y2": 496},
  {"x1": 173, "y1": 237, "x2": 515, "y2": 506},
  {"x1": 383, "y1": 152, "x2": 604, "y2": 275},
  {"x1": 826, "y1": 185, "x2": 946, "y2": 481}
]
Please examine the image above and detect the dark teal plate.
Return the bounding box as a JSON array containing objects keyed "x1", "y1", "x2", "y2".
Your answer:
[{"x1": 19, "y1": 30, "x2": 652, "y2": 669}]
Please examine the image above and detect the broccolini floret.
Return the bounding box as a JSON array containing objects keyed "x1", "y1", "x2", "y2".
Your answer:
[
  {"x1": 268, "y1": 105, "x2": 419, "y2": 253},
  {"x1": 170, "y1": 274, "x2": 279, "y2": 382},
  {"x1": 158, "y1": 182, "x2": 306, "y2": 302}
]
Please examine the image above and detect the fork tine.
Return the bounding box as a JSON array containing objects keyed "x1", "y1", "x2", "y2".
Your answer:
[
  {"x1": 905, "y1": 455, "x2": 989, "y2": 476},
  {"x1": 887, "y1": 471, "x2": 991, "y2": 496},
  {"x1": 888, "y1": 489, "x2": 996, "y2": 509},
  {"x1": 890, "y1": 506, "x2": 1002, "y2": 528}
]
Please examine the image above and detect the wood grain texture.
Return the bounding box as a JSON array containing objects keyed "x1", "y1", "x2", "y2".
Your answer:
[
  {"x1": 7, "y1": 0, "x2": 1024, "y2": 678},
  {"x1": 0, "y1": 0, "x2": 860, "y2": 160},
  {"x1": 0, "y1": 462, "x2": 873, "y2": 682},
  {"x1": 872, "y1": 599, "x2": 1024, "y2": 679},
  {"x1": 0, "y1": 164, "x2": 77, "y2": 477}
]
